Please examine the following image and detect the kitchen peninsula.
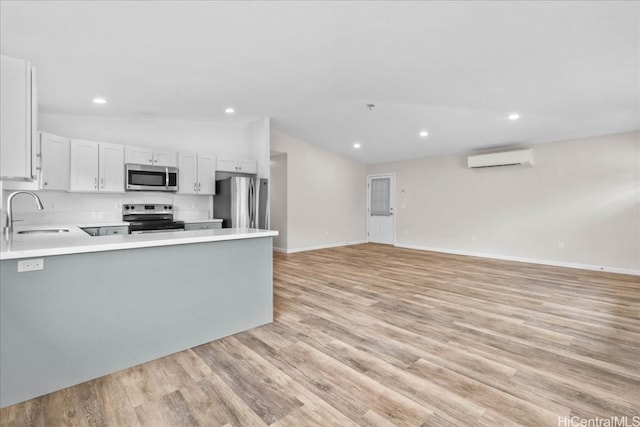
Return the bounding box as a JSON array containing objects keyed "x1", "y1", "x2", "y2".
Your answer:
[{"x1": 0, "y1": 226, "x2": 277, "y2": 408}]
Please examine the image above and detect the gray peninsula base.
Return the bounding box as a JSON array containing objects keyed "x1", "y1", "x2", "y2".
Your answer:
[{"x1": 0, "y1": 236, "x2": 273, "y2": 408}]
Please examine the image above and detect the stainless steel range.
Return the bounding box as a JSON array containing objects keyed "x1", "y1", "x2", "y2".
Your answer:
[{"x1": 123, "y1": 204, "x2": 185, "y2": 234}]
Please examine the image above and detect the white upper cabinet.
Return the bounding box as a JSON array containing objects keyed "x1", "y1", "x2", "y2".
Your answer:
[
  {"x1": 1, "y1": 55, "x2": 37, "y2": 180},
  {"x1": 124, "y1": 145, "x2": 152, "y2": 165},
  {"x1": 153, "y1": 150, "x2": 177, "y2": 167},
  {"x1": 178, "y1": 152, "x2": 198, "y2": 194},
  {"x1": 216, "y1": 157, "x2": 257, "y2": 174},
  {"x1": 70, "y1": 140, "x2": 99, "y2": 192},
  {"x1": 125, "y1": 145, "x2": 177, "y2": 167},
  {"x1": 197, "y1": 153, "x2": 216, "y2": 194},
  {"x1": 70, "y1": 139, "x2": 124, "y2": 193},
  {"x1": 39, "y1": 132, "x2": 70, "y2": 191},
  {"x1": 178, "y1": 152, "x2": 216, "y2": 195},
  {"x1": 99, "y1": 142, "x2": 125, "y2": 192}
]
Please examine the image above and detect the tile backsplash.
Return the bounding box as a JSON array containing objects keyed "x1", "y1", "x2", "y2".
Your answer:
[{"x1": 1, "y1": 189, "x2": 213, "y2": 225}]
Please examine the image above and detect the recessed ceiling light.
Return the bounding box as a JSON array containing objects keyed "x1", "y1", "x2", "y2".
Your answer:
[
  {"x1": 93, "y1": 98, "x2": 107, "y2": 104},
  {"x1": 225, "y1": 107, "x2": 235, "y2": 114},
  {"x1": 419, "y1": 130, "x2": 429, "y2": 137},
  {"x1": 353, "y1": 142, "x2": 361, "y2": 149},
  {"x1": 508, "y1": 113, "x2": 520, "y2": 120}
]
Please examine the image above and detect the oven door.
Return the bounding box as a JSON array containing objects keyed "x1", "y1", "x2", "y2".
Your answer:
[
  {"x1": 128, "y1": 220, "x2": 185, "y2": 234},
  {"x1": 126, "y1": 164, "x2": 178, "y2": 192}
]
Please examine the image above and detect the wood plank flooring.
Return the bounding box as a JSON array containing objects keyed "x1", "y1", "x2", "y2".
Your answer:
[{"x1": 1, "y1": 244, "x2": 639, "y2": 426}]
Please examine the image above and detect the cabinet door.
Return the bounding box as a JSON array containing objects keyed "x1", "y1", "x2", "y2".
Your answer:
[
  {"x1": 98, "y1": 226, "x2": 128, "y2": 236},
  {"x1": 153, "y1": 150, "x2": 177, "y2": 167},
  {"x1": 216, "y1": 157, "x2": 238, "y2": 172},
  {"x1": 40, "y1": 132, "x2": 70, "y2": 191},
  {"x1": 184, "y1": 222, "x2": 221, "y2": 231},
  {"x1": 125, "y1": 145, "x2": 153, "y2": 165},
  {"x1": 99, "y1": 142, "x2": 125, "y2": 192},
  {"x1": 178, "y1": 152, "x2": 198, "y2": 194},
  {"x1": 69, "y1": 139, "x2": 99, "y2": 192},
  {"x1": 237, "y1": 158, "x2": 258, "y2": 174},
  {"x1": 197, "y1": 153, "x2": 216, "y2": 194},
  {"x1": 1, "y1": 55, "x2": 35, "y2": 180}
]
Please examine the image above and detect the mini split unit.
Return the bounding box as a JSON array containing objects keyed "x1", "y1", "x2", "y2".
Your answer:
[{"x1": 467, "y1": 148, "x2": 534, "y2": 169}]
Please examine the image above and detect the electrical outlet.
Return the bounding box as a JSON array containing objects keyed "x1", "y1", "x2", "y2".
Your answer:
[
  {"x1": 50, "y1": 203, "x2": 55, "y2": 209},
  {"x1": 558, "y1": 241, "x2": 565, "y2": 249},
  {"x1": 17, "y1": 258, "x2": 44, "y2": 272},
  {"x1": 471, "y1": 235, "x2": 477, "y2": 242}
]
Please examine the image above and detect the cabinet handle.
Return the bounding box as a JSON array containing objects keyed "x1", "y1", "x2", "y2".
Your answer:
[
  {"x1": 193, "y1": 182, "x2": 197, "y2": 192},
  {"x1": 100, "y1": 177, "x2": 104, "y2": 188},
  {"x1": 43, "y1": 182, "x2": 48, "y2": 186},
  {"x1": 154, "y1": 159, "x2": 158, "y2": 163},
  {"x1": 94, "y1": 177, "x2": 98, "y2": 189},
  {"x1": 198, "y1": 182, "x2": 201, "y2": 191}
]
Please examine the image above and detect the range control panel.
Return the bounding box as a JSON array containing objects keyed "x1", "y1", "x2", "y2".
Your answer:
[{"x1": 122, "y1": 204, "x2": 173, "y2": 215}]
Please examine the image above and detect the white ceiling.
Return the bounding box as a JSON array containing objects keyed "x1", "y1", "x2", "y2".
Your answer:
[{"x1": 1, "y1": 1, "x2": 638, "y2": 164}]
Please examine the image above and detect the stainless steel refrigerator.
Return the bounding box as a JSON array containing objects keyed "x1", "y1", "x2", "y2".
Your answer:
[{"x1": 213, "y1": 177, "x2": 269, "y2": 229}]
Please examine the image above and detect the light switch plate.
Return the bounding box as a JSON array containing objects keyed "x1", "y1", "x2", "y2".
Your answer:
[{"x1": 17, "y1": 258, "x2": 44, "y2": 272}]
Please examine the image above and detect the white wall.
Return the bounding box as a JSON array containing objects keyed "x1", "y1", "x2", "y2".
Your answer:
[
  {"x1": 39, "y1": 113, "x2": 253, "y2": 158},
  {"x1": 367, "y1": 131, "x2": 640, "y2": 274},
  {"x1": 270, "y1": 129, "x2": 367, "y2": 252},
  {"x1": 270, "y1": 153, "x2": 287, "y2": 250},
  {"x1": 249, "y1": 118, "x2": 271, "y2": 179}
]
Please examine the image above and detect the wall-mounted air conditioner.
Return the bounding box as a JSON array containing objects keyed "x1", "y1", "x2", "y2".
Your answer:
[{"x1": 467, "y1": 148, "x2": 534, "y2": 169}]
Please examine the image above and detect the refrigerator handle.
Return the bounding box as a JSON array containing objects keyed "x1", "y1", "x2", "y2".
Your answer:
[{"x1": 249, "y1": 179, "x2": 255, "y2": 228}]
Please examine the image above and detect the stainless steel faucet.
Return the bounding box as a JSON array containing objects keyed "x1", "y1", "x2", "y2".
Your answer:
[{"x1": 4, "y1": 191, "x2": 44, "y2": 238}]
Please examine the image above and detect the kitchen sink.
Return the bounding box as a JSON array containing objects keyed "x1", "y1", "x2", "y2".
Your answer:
[{"x1": 17, "y1": 228, "x2": 70, "y2": 234}]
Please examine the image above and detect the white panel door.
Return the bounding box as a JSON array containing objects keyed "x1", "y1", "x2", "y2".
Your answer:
[
  {"x1": 39, "y1": 132, "x2": 69, "y2": 191},
  {"x1": 125, "y1": 145, "x2": 153, "y2": 165},
  {"x1": 178, "y1": 152, "x2": 198, "y2": 194},
  {"x1": 0, "y1": 55, "x2": 33, "y2": 179},
  {"x1": 216, "y1": 157, "x2": 238, "y2": 172},
  {"x1": 367, "y1": 174, "x2": 395, "y2": 245},
  {"x1": 99, "y1": 142, "x2": 124, "y2": 192},
  {"x1": 70, "y1": 139, "x2": 99, "y2": 192},
  {"x1": 197, "y1": 153, "x2": 216, "y2": 194},
  {"x1": 153, "y1": 150, "x2": 177, "y2": 167},
  {"x1": 237, "y1": 158, "x2": 258, "y2": 174}
]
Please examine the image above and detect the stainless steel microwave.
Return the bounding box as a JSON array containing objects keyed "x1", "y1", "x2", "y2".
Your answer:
[{"x1": 125, "y1": 164, "x2": 178, "y2": 192}]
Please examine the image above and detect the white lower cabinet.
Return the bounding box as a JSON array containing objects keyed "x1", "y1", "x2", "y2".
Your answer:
[
  {"x1": 98, "y1": 226, "x2": 129, "y2": 236},
  {"x1": 70, "y1": 139, "x2": 124, "y2": 193},
  {"x1": 184, "y1": 222, "x2": 222, "y2": 231},
  {"x1": 178, "y1": 152, "x2": 216, "y2": 195},
  {"x1": 82, "y1": 226, "x2": 129, "y2": 236},
  {"x1": 39, "y1": 132, "x2": 69, "y2": 191}
]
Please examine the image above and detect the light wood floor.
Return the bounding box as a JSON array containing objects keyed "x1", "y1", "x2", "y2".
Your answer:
[{"x1": 2, "y1": 244, "x2": 639, "y2": 426}]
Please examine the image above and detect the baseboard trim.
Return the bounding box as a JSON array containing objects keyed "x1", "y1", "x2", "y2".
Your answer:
[
  {"x1": 280, "y1": 240, "x2": 368, "y2": 254},
  {"x1": 395, "y1": 243, "x2": 640, "y2": 276},
  {"x1": 273, "y1": 247, "x2": 287, "y2": 253}
]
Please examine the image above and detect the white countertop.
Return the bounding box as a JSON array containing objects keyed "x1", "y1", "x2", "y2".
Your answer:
[{"x1": 0, "y1": 224, "x2": 278, "y2": 260}]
